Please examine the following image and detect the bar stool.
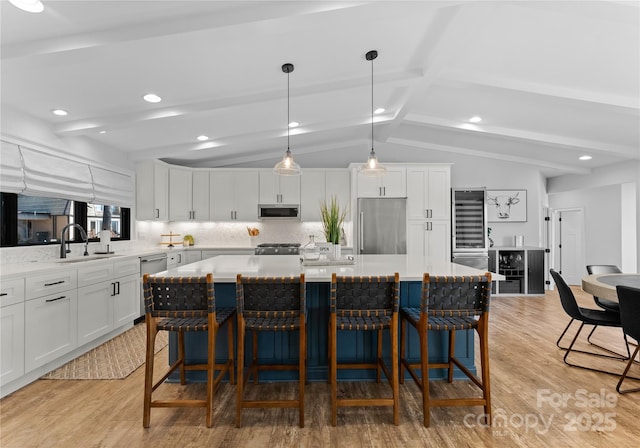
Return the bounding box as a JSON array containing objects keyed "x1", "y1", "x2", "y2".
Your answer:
[
  {"x1": 142, "y1": 274, "x2": 236, "y2": 428},
  {"x1": 400, "y1": 273, "x2": 492, "y2": 427},
  {"x1": 329, "y1": 273, "x2": 400, "y2": 426},
  {"x1": 235, "y1": 274, "x2": 306, "y2": 428}
]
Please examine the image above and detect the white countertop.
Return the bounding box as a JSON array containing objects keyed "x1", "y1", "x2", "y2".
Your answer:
[{"x1": 156, "y1": 254, "x2": 503, "y2": 282}]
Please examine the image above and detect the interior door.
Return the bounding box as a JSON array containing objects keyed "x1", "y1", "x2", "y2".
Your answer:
[{"x1": 557, "y1": 209, "x2": 585, "y2": 285}]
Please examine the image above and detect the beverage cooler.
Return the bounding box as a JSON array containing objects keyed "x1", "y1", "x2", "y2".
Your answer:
[{"x1": 451, "y1": 188, "x2": 489, "y2": 270}]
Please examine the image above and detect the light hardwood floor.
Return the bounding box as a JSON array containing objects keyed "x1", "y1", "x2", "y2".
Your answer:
[{"x1": 1, "y1": 287, "x2": 639, "y2": 447}]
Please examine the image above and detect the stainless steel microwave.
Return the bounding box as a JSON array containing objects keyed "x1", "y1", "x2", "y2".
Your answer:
[{"x1": 258, "y1": 204, "x2": 300, "y2": 220}]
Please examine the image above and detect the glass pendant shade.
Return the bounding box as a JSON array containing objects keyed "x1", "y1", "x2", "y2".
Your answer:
[
  {"x1": 274, "y1": 62, "x2": 301, "y2": 176},
  {"x1": 359, "y1": 149, "x2": 387, "y2": 176},
  {"x1": 360, "y1": 50, "x2": 385, "y2": 177},
  {"x1": 273, "y1": 148, "x2": 301, "y2": 176}
]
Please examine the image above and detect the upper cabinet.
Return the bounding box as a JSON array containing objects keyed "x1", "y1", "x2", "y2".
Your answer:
[
  {"x1": 300, "y1": 169, "x2": 350, "y2": 221},
  {"x1": 210, "y1": 170, "x2": 259, "y2": 221},
  {"x1": 259, "y1": 171, "x2": 300, "y2": 204},
  {"x1": 406, "y1": 165, "x2": 451, "y2": 221},
  {"x1": 356, "y1": 167, "x2": 406, "y2": 198},
  {"x1": 136, "y1": 161, "x2": 169, "y2": 221},
  {"x1": 168, "y1": 168, "x2": 210, "y2": 222}
]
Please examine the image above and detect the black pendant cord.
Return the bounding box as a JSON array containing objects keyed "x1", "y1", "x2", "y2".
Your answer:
[
  {"x1": 371, "y1": 53, "x2": 374, "y2": 152},
  {"x1": 287, "y1": 69, "x2": 290, "y2": 152}
]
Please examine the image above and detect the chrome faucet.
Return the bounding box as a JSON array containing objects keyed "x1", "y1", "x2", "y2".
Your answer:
[{"x1": 60, "y1": 223, "x2": 89, "y2": 259}]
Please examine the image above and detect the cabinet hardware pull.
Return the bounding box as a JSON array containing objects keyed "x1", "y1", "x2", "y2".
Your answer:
[
  {"x1": 46, "y1": 295, "x2": 66, "y2": 303},
  {"x1": 116, "y1": 281, "x2": 121, "y2": 295},
  {"x1": 0, "y1": 293, "x2": 7, "y2": 296},
  {"x1": 155, "y1": 208, "x2": 160, "y2": 219},
  {"x1": 44, "y1": 280, "x2": 65, "y2": 287},
  {"x1": 111, "y1": 282, "x2": 117, "y2": 296},
  {"x1": 383, "y1": 186, "x2": 386, "y2": 196}
]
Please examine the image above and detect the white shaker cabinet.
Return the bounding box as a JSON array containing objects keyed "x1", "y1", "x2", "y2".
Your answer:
[
  {"x1": 406, "y1": 165, "x2": 451, "y2": 221},
  {"x1": 168, "y1": 168, "x2": 210, "y2": 221},
  {"x1": 259, "y1": 170, "x2": 300, "y2": 204},
  {"x1": 77, "y1": 257, "x2": 139, "y2": 346},
  {"x1": 407, "y1": 220, "x2": 451, "y2": 267},
  {"x1": 356, "y1": 167, "x2": 406, "y2": 198},
  {"x1": 300, "y1": 169, "x2": 350, "y2": 221},
  {"x1": 136, "y1": 161, "x2": 169, "y2": 221},
  {"x1": 25, "y1": 284, "x2": 78, "y2": 373},
  {"x1": 210, "y1": 170, "x2": 259, "y2": 221},
  {"x1": 1, "y1": 278, "x2": 25, "y2": 386}
]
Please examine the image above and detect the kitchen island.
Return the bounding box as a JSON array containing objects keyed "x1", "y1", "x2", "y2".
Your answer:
[{"x1": 155, "y1": 254, "x2": 500, "y2": 382}]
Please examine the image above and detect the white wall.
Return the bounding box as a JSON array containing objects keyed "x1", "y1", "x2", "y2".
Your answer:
[{"x1": 547, "y1": 160, "x2": 639, "y2": 273}]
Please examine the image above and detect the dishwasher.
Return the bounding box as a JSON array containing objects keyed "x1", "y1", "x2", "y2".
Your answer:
[{"x1": 138, "y1": 253, "x2": 168, "y2": 320}]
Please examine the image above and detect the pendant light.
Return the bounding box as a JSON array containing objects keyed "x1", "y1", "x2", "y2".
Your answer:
[
  {"x1": 360, "y1": 50, "x2": 386, "y2": 177},
  {"x1": 273, "y1": 63, "x2": 301, "y2": 176}
]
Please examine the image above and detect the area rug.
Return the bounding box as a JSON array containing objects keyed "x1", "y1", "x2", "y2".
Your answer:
[{"x1": 42, "y1": 323, "x2": 168, "y2": 380}]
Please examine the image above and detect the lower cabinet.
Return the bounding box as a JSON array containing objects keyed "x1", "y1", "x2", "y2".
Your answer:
[
  {"x1": 25, "y1": 290, "x2": 78, "y2": 373},
  {"x1": 1, "y1": 302, "x2": 25, "y2": 385},
  {"x1": 77, "y1": 281, "x2": 113, "y2": 345},
  {"x1": 407, "y1": 220, "x2": 451, "y2": 266},
  {"x1": 113, "y1": 273, "x2": 140, "y2": 327}
]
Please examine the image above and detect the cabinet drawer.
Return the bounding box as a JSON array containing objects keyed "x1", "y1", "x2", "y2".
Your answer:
[
  {"x1": 26, "y1": 270, "x2": 77, "y2": 299},
  {"x1": 77, "y1": 262, "x2": 114, "y2": 288},
  {"x1": 113, "y1": 257, "x2": 140, "y2": 277},
  {"x1": 25, "y1": 289, "x2": 78, "y2": 372},
  {"x1": 1, "y1": 278, "x2": 25, "y2": 307}
]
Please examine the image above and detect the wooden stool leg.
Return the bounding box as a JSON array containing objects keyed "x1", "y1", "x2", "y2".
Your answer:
[
  {"x1": 377, "y1": 328, "x2": 383, "y2": 383},
  {"x1": 143, "y1": 322, "x2": 158, "y2": 428},
  {"x1": 327, "y1": 321, "x2": 332, "y2": 384},
  {"x1": 420, "y1": 320, "x2": 430, "y2": 427},
  {"x1": 478, "y1": 317, "x2": 491, "y2": 425},
  {"x1": 178, "y1": 330, "x2": 186, "y2": 385},
  {"x1": 236, "y1": 318, "x2": 245, "y2": 428},
  {"x1": 391, "y1": 316, "x2": 400, "y2": 426},
  {"x1": 227, "y1": 318, "x2": 235, "y2": 385},
  {"x1": 330, "y1": 314, "x2": 338, "y2": 426},
  {"x1": 299, "y1": 322, "x2": 306, "y2": 428},
  {"x1": 206, "y1": 324, "x2": 216, "y2": 428},
  {"x1": 252, "y1": 330, "x2": 259, "y2": 384},
  {"x1": 448, "y1": 330, "x2": 456, "y2": 383},
  {"x1": 399, "y1": 316, "x2": 406, "y2": 384}
]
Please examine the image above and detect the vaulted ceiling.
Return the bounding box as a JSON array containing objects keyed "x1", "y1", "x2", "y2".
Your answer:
[{"x1": 1, "y1": 1, "x2": 638, "y2": 178}]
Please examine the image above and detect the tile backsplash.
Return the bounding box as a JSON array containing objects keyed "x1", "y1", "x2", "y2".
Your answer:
[{"x1": 0, "y1": 221, "x2": 353, "y2": 264}]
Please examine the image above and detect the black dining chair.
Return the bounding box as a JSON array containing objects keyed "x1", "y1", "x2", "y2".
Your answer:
[
  {"x1": 557, "y1": 265, "x2": 623, "y2": 351},
  {"x1": 615, "y1": 285, "x2": 640, "y2": 394},
  {"x1": 550, "y1": 269, "x2": 630, "y2": 375}
]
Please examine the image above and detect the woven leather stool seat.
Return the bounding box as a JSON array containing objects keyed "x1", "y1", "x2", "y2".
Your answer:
[
  {"x1": 329, "y1": 273, "x2": 400, "y2": 426},
  {"x1": 142, "y1": 274, "x2": 235, "y2": 428},
  {"x1": 400, "y1": 273, "x2": 492, "y2": 427},
  {"x1": 235, "y1": 274, "x2": 306, "y2": 428}
]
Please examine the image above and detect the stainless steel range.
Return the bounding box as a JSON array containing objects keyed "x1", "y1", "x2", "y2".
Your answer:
[{"x1": 254, "y1": 243, "x2": 301, "y2": 255}]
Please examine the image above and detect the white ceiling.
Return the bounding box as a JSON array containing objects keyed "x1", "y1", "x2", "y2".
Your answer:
[{"x1": 1, "y1": 1, "x2": 639, "y2": 178}]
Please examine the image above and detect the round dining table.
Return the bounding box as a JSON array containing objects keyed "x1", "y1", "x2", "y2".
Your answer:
[{"x1": 581, "y1": 273, "x2": 640, "y2": 302}]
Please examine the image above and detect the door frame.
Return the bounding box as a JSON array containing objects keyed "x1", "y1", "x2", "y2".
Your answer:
[{"x1": 551, "y1": 207, "x2": 585, "y2": 287}]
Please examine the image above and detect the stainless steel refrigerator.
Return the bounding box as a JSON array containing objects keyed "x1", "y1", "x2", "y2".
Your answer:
[
  {"x1": 451, "y1": 188, "x2": 489, "y2": 269},
  {"x1": 357, "y1": 198, "x2": 407, "y2": 254}
]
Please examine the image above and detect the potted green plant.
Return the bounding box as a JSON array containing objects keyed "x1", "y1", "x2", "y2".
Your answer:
[{"x1": 320, "y1": 195, "x2": 348, "y2": 258}]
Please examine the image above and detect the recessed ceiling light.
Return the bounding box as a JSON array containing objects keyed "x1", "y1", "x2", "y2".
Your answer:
[
  {"x1": 51, "y1": 109, "x2": 68, "y2": 116},
  {"x1": 469, "y1": 116, "x2": 482, "y2": 123},
  {"x1": 579, "y1": 155, "x2": 592, "y2": 161},
  {"x1": 288, "y1": 121, "x2": 299, "y2": 128},
  {"x1": 374, "y1": 108, "x2": 385, "y2": 114},
  {"x1": 99, "y1": 130, "x2": 107, "y2": 134},
  {"x1": 9, "y1": 0, "x2": 44, "y2": 13},
  {"x1": 143, "y1": 93, "x2": 162, "y2": 103},
  {"x1": 197, "y1": 135, "x2": 209, "y2": 141}
]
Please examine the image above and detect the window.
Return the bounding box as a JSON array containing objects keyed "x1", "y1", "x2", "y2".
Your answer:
[{"x1": 1, "y1": 193, "x2": 130, "y2": 247}]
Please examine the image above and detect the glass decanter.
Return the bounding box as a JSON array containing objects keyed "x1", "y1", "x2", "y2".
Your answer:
[{"x1": 303, "y1": 234, "x2": 320, "y2": 261}]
